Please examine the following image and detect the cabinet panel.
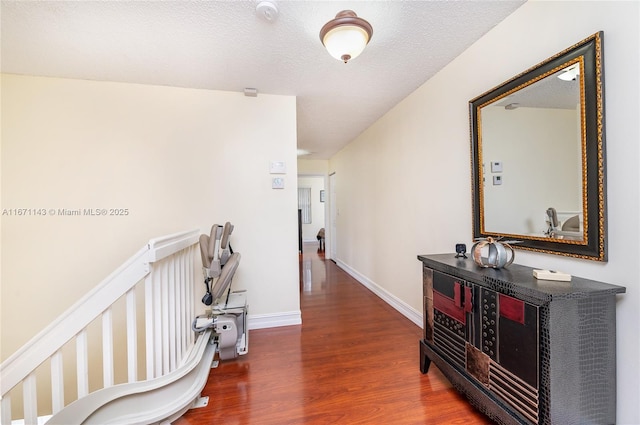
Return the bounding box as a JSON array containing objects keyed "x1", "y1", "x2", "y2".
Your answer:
[
  {"x1": 431, "y1": 271, "x2": 467, "y2": 368},
  {"x1": 430, "y1": 269, "x2": 540, "y2": 423},
  {"x1": 498, "y1": 295, "x2": 538, "y2": 388}
]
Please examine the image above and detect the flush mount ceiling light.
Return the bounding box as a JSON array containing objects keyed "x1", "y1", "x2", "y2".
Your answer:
[{"x1": 319, "y1": 10, "x2": 373, "y2": 63}]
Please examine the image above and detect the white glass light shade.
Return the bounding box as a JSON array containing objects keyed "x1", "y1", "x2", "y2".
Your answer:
[
  {"x1": 322, "y1": 26, "x2": 369, "y2": 62},
  {"x1": 319, "y1": 10, "x2": 373, "y2": 63}
]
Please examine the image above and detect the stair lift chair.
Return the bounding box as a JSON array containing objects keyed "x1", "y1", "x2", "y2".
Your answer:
[{"x1": 193, "y1": 222, "x2": 248, "y2": 360}]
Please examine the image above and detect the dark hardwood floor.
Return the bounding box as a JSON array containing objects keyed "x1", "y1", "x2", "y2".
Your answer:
[{"x1": 175, "y1": 243, "x2": 492, "y2": 424}]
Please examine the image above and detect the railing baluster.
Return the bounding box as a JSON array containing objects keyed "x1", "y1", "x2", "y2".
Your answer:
[
  {"x1": 144, "y1": 273, "x2": 155, "y2": 380},
  {"x1": 168, "y1": 255, "x2": 177, "y2": 372},
  {"x1": 51, "y1": 350, "x2": 65, "y2": 413},
  {"x1": 154, "y1": 265, "x2": 163, "y2": 378},
  {"x1": 188, "y1": 245, "x2": 196, "y2": 348},
  {"x1": 126, "y1": 288, "x2": 138, "y2": 383},
  {"x1": 1, "y1": 393, "x2": 11, "y2": 424},
  {"x1": 188, "y1": 248, "x2": 195, "y2": 346},
  {"x1": 23, "y1": 373, "x2": 37, "y2": 425},
  {"x1": 178, "y1": 251, "x2": 184, "y2": 361},
  {"x1": 185, "y1": 248, "x2": 192, "y2": 356},
  {"x1": 177, "y1": 252, "x2": 183, "y2": 363},
  {"x1": 175, "y1": 251, "x2": 183, "y2": 366},
  {"x1": 177, "y1": 250, "x2": 186, "y2": 364},
  {"x1": 77, "y1": 330, "x2": 89, "y2": 397},
  {"x1": 102, "y1": 307, "x2": 114, "y2": 387},
  {"x1": 161, "y1": 261, "x2": 170, "y2": 375}
]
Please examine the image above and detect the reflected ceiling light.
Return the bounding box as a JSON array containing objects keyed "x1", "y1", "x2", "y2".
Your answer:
[
  {"x1": 504, "y1": 103, "x2": 520, "y2": 110},
  {"x1": 557, "y1": 64, "x2": 580, "y2": 81},
  {"x1": 319, "y1": 10, "x2": 373, "y2": 63}
]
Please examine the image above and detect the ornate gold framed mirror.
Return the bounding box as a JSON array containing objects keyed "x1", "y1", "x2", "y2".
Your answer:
[{"x1": 470, "y1": 32, "x2": 606, "y2": 261}]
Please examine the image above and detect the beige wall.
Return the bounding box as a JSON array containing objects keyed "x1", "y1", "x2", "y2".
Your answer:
[
  {"x1": 329, "y1": 1, "x2": 639, "y2": 423},
  {"x1": 297, "y1": 159, "x2": 328, "y2": 175},
  {"x1": 1, "y1": 75, "x2": 301, "y2": 363}
]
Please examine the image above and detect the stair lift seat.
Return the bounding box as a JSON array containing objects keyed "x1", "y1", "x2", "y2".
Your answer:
[{"x1": 194, "y1": 223, "x2": 248, "y2": 361}]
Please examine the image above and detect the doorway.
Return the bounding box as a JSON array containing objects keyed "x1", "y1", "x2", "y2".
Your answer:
[{"x1": 297, "y1": 175, "x2": 326, "y2": 253}]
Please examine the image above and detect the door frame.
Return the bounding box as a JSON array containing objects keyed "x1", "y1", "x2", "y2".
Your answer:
[
  {"x1": 297, "y1": 173, "x2": 330, "y2": 259},
  {"x1": 329, "y1": 172, "x2": 336, "y2": 262}
]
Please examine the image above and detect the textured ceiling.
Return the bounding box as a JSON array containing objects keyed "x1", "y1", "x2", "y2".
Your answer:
[{"x1": 1, "y1": 0, "x2": 525, "y2": 159}]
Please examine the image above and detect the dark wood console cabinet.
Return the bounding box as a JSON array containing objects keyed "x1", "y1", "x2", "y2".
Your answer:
[{"x1": 418, "y1": 254, "x2": 625, "y2": 425}]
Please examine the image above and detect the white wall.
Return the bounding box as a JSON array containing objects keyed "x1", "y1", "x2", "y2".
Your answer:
[
  {"x1": 329, "y1": 1, "x2": 639, "y2": 423},
  {"x1": 1, "y1": 74, "x2": 301, "y2": 364}
]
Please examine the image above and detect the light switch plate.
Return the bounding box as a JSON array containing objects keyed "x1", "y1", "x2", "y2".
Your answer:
[
  {"x1": 491, "y1": 161, "x2": 503, "y2": 173},
  {"x1": 493, "y1": 175, "x2": 503, "y2": 185},
  {"x1": 272, "y1": 177, "x2": 285, "y2": 189},
  {"x1": 270, "y1": 161, "x2": 286, "y2": 174}
]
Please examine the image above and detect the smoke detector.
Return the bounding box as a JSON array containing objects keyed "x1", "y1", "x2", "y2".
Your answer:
[{"x1": 256, "y1": 1, "x2": 278, "y2": 22}]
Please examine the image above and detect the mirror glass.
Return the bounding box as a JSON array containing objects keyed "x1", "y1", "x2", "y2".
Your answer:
[{"x1": 470, "y1": 32, "x2": 606, "y2": 261}]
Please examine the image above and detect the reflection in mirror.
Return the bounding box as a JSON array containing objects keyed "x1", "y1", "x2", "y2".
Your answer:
[
  {"x1": 470, "y1": 32, "x2": 606, "y2": 261},
  {"x1": 481, "y1": 61, "x2": 583, "y2": 239}
]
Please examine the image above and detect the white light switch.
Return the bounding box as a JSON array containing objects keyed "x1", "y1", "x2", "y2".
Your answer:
[
  {"x1": 272, "y1": 177, "x2": 285, "y2": 189},
  {"x1": 491, "y1": 161, "x2": 503, "y2": 173}
]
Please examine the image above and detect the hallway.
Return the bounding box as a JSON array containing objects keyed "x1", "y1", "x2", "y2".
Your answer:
[{"x1": 175, "y1": 243, "x2": 491, "y2": 424}]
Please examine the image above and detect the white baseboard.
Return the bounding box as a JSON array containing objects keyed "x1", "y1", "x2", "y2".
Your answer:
[
  {"x1": 248, "y1": 310, "x2": 302, "y2": 330},
  {"x1": 335, "y1": 259, "x2": 423, "y2": 328}
]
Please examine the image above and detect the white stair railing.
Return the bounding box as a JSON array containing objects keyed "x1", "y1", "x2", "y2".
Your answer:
[{"x1": 0, "y1": 229, "x2": 201, "y2": 424}]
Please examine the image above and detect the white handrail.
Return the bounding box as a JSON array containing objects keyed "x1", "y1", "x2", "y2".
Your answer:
[
  {"x1": 0, "y1": 245, "x2": 148, "y2": 396},
  {"x1": 0, "y1": 229, "x2": 201, "y2": 424}
]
